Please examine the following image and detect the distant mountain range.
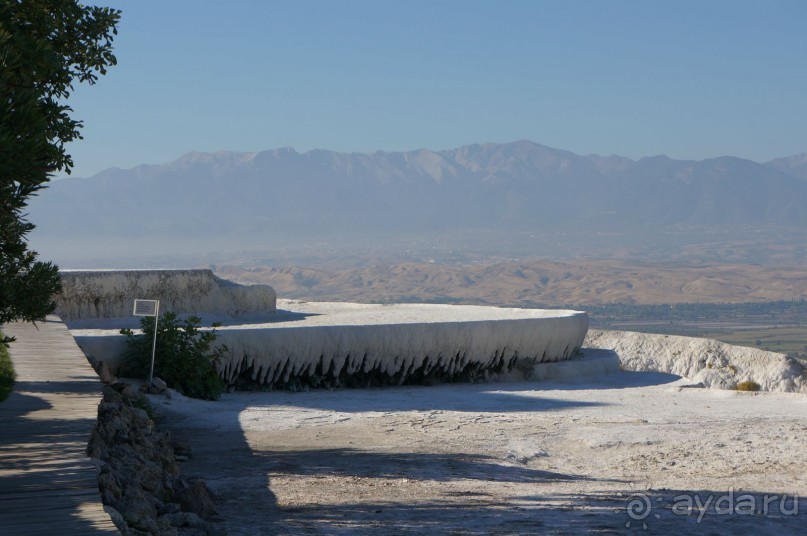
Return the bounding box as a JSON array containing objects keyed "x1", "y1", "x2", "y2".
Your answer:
[{"x1": 28, "y1": 141, "x2": 807, "y2": 261}]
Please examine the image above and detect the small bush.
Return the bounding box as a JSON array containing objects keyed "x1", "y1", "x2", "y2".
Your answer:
[
  {"x1": 121, "y1": 313, "x2": 227, "y2": 400},
  {"x1": 735, "y1": 380, "x2": 761, "y2": 392},
  {"x1": 0, "y1": 333, "x2": 15, "y2": 402},
  {"x1": 130, "y1": 393, "x2": 156, "y2": 420},
  {"x1": 513, "y1": 356, "x2": 539, "y2": 377}
]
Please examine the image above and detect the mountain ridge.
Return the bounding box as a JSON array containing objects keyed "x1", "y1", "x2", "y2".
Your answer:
[
  {"x1": 75, "y1": 140, "x2": 806, "y2": 182},
  {"x1": 29, "y1": 140, "x2": 807, "y2": 262}
]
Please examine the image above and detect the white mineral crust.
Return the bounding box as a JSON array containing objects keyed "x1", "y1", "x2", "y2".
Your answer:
[
  {"x1": 56, "y1": 269, "x2": 276, "y2": 321},
  {"x1": 69, "y1": 298, "x2": 588, "y2": 386},
  {"x1": 585, "y1": 329, "x2": 806, "y2": 393},
  {"x1": 214, "y1": 300, "x2": 589, "y2": 385}
]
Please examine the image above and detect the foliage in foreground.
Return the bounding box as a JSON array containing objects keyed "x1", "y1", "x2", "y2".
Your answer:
[
  {"x1": 121, "y1": 313, "x2": 227, "y2": 400},
  {"x1": 735, "y1": 380, "x2": 761, "y2": 392},
  {"x1": 0, "y1": 331, "x2": 14, "y2": 402},
  {"x1": 0, "y1": 1, "x2": 119, "y2": 344}
]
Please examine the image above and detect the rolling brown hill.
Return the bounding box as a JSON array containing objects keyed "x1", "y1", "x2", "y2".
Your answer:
[{"x1": 211, "y1": 260, "x2": 807, "y2": 306}]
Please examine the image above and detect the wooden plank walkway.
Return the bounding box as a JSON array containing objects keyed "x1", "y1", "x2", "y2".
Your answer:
[{"x1": 0, "y1": 316, "x2": 119, "y2": 535}]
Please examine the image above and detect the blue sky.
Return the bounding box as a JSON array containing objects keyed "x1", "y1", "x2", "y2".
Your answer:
[{"x1": 64, "y1": 0, "x2": 807, "y2": 177}]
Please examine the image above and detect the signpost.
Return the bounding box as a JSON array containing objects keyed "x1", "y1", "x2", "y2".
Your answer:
[{"x1": 133, "y1": 299, "x2": 160, "y2": 388}]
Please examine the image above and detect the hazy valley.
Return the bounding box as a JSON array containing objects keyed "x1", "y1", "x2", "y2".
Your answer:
[
  {"x1": 32, "y1": 140, "x2": 806, "y2": 355},
  {"x1": 30, "y1": 140, "x2": 807, "y2": 266}
]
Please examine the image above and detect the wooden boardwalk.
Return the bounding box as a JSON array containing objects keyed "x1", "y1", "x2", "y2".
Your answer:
[{"x1": 0, "y1": 317, "x2": 118, "y2": 535}]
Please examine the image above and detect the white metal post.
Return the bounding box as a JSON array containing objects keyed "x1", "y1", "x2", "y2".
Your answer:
[{"x1": 147, "y1": 300, "x2": 160, "y2": 387}]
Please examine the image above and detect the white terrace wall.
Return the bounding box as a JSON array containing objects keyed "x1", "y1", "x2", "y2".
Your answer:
[
  {"x1": 56, "y1": 269, "x2": 276, "y2": 321},
  {"x1": 69, "y1": 298, "x2": 588, "y2": 387},
  {"x1": 215, "y1": 307, "x2": 590, "y2": 388}
]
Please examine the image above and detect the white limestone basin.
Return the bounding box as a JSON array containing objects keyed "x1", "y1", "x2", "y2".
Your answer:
[{"x1": 71, "y1": 299, "x2": 588, "y2": 388}]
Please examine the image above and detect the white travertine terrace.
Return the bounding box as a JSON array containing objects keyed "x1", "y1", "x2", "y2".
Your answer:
[
  {"x1": 586, "y1": 329, "x2": 806, "y2": 393},
  {"x1": 68, "y1": 291, "x2": 588, "y2": 387},
  {"x1": 213, "y1": 300, "x2": 589, "y2": 386},
  {"x1": 56, "y1": 269, "x2": 277, "y2": 321}
]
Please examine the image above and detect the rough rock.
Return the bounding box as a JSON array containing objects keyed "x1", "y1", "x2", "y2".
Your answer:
[
  {"x1": 151, "y1": 376, "x2": 168, "y2": 393},
  {"x1": 119, "y1": 487, "x2": 158, "y2": 533},
  {"x1": 140, "y1": 376, "x2": 168, "y2": 395},
  {"x1": 88, "y1": 383, "x2": 224, "y2": 534},
  {"x1": 175, "y1": 479, "x2": 218, "y2": 519},
  {"x1": 585, "y1": 329, "x2": 807, "y2": 393},
  {"x1": 104, "y1": 505, "x2": 127, "y2": 531},
  {"x1": 159, "y1": 511, "x2": 207, "y2": 528},
  {"x1": 94, "y1": 360, "x2": 118, "y2": 384},
  {"x1": 171, "y1": 440, "x2": 193, "y2": 460}
]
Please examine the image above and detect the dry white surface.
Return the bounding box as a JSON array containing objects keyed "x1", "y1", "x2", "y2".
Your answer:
[
  {"x1": 586, "y1": 329, "x2": 806, "y2": 393},
  {"x1": 264, "y1": 299, "x2": 587, "y2": 325},
  {"x1": 156, "y1": 361, "x2": 807, "y2": 535}
]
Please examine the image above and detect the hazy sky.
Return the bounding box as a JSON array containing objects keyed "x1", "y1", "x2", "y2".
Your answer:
[{"x1": 63, "y1": 0, "x2": 807, "y2": 177}]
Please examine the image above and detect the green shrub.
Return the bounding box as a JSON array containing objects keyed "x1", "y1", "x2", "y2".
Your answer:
[
  {"x1": 735, "y1": 380, "x2": 761, "y2": 392},
  {"x1": 130, "y1": 393, "x2": 156, "y2": 420},
  {"x1": 0, "y1": 333, "x2": 15, "y2": 402},
  {"x1": 121, "y1": 313, "x2": 227, "y2": 400}
]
